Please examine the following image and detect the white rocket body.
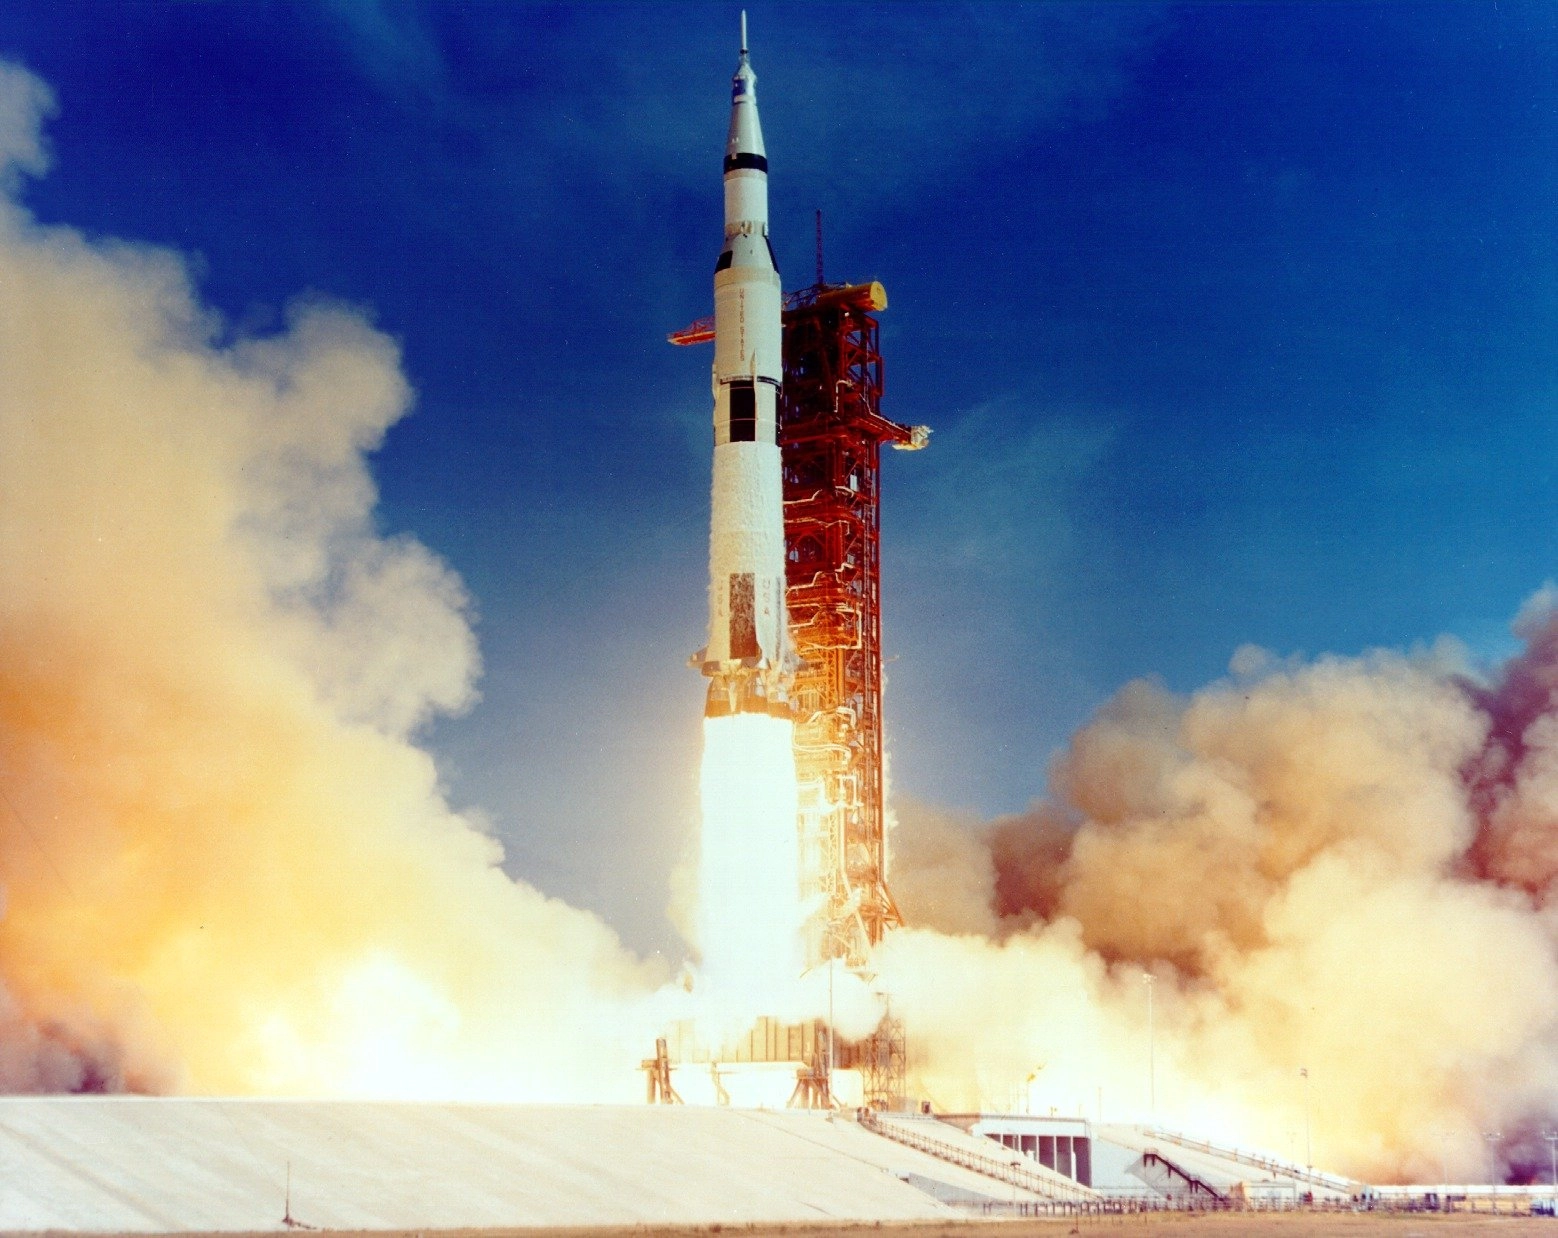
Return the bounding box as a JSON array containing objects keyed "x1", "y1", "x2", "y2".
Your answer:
[{"x1": 701, "y1": 22, "x2": 792, "y2": 718}]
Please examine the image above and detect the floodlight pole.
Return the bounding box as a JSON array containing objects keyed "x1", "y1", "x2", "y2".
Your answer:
[
  {"x1": 1299, "y1": 1066, "x2": 1311, "y2": 1173},
  {"x1": 1142, "y1": 974, "x2": 1155, "y2": 1123}
]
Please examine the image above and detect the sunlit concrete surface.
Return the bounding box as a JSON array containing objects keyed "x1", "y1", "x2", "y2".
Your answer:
[{"x1": 0, "y1": 1098, "x2": 1018, "y2": 1233}]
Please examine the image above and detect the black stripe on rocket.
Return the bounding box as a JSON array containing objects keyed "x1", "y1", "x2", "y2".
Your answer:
[
  {"x1": 714, "y1": 239, "x2": 779, "y2": 274},
  {"x1": 727, "y1": 380, "x2": 757, "y2": 441}
]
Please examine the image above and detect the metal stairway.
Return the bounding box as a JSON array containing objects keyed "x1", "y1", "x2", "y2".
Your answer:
[
  {"x1": 1132, "y1": 1149, "x2": 1228, "y2": 1202},
  {"x1": 857, "y1": 1111, "x2": 1100, "y2": 1204}
]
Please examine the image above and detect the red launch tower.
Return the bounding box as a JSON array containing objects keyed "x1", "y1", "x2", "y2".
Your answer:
[
  {"x1": 777, "y1": 281, "x2": 925, "y2": 966},
  {"x1": 672, "y1": 278, "x2": 927, "y2": 970}
]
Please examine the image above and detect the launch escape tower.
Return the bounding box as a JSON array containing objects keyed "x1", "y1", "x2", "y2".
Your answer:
[{"x1": 672, "y1": 278, "x2": 927, "y2": 972}]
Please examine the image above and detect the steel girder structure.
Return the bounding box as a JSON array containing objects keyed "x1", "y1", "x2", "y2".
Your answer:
[{"x1": 779, "y1": 283, "x2": 920, "y2": 969}]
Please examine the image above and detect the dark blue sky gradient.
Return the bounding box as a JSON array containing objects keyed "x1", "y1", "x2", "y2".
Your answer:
[{"x1": 3, "y1": 2, "x2": 1556, "y2": 956}]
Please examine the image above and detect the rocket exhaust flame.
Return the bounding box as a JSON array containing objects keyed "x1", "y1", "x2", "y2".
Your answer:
[{"x1": 695, "y1": 715, "x2": 803, "y2": 1013}]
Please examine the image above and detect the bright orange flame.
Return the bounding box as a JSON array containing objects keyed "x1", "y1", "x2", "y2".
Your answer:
[{"x1": 696, "y1": 714, "x2": 802, "y2": 1013}]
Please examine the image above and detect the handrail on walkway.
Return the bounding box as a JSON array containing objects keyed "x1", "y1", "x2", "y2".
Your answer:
[
  {"x1": 1140, "y1": 1126, "x2": 1357, "y2": 1193},
  {"x1": 857, "y1": 1109, "x2": 1099, "y2": 1205}
]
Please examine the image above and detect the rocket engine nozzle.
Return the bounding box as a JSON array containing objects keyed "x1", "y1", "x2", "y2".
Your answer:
[{"x1": 703, "y1": 668, "x2": 794, "y2": 720}]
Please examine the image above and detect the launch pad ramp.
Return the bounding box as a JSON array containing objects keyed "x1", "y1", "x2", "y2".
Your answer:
[
  {"x1": 1139, "y1": 1126, "x2": 1358, "y2": 1197},
  {"x1": 862, "y1": 1111, "x2": 1100, "y2": 1204}
]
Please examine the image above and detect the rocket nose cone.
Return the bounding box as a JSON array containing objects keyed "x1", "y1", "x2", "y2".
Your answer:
[{"x1": 723, "y1": 11, "x2": 765, "y2": 166}]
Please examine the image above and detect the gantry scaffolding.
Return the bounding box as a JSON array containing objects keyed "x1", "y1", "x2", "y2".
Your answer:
[
  {"x1": 777, "y1": 281, "x2": 926, "y2": 968},
  {"x1": 651, "y1": 1013, "x2": 908, "y2": 1111},
  {"x1": 670, "y1": 279, "x2": 926, "y2": 972},
  {"x1": 667, "y1": 273, "x2": 924, "y2": 1112}
]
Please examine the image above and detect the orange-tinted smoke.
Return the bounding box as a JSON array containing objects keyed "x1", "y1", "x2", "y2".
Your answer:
[
  {"x1": 0, "y1": 61, "x2": 664, "y2": 1098},
  {"x1": 887, "y1": 635, "x2": 1558, "y2": 1182}
]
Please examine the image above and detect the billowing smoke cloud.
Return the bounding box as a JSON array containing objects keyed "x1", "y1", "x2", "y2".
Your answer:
[
  {"x1": 0, "y1": 60, "x2": 664, "y2": 1099},
  {"x1": 11, "y1": 52, "x2": 1558, "y2": 1187},
  {"x1": 887, "y1": 631, "x2": 1558, "y2": 1182}
]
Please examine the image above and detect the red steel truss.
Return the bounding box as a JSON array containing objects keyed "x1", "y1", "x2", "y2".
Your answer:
[
  {"x1": 671, "y1": 280, "x2": 927, "y2": 972},
  {"x1": 778, "y1": 282, "x2": 925, "y2": 968}
]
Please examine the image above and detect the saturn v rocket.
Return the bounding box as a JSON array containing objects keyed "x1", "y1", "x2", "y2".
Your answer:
[{"x1": 698, "y1": 15, "x2": 794, "y2": 719}]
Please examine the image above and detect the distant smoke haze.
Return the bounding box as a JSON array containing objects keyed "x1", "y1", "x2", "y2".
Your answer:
[{"x1": 3, "y1": 55, "x2": 1558, "y2": 1185}]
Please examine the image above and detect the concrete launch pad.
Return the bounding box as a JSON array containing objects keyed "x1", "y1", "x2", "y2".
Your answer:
[
  {"x1": 0, "y1": 1097, "x2": 1059, "y2": 1234},
  {"x1": 0, "y1": 1098, "x2": 1538, "y2": 1235}
]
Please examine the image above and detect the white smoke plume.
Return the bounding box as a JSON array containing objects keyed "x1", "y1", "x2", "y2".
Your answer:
[{"x1": 0, "y1": 60, "x2": 664, "y2": 1099}]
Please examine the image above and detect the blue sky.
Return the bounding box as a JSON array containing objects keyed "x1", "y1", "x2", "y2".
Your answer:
[{"x1": 4, "y1": 1, "x2": 1556, "y2": 957}]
